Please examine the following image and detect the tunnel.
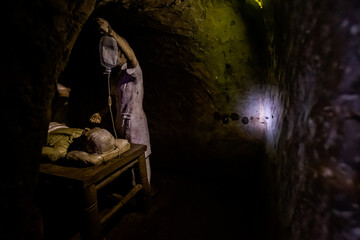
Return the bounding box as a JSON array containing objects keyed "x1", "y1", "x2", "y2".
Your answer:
[{"x1": 2, "y1": 0, "x2": 360, "y2": 240}]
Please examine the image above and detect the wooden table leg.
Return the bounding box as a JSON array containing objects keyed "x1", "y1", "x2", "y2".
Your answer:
[
  {"x1": 135, "y1": 154, "x2": 151, "y2": 212},
  {"x1": 81, "y1": 185, "x2": 102, "y2": 240}
]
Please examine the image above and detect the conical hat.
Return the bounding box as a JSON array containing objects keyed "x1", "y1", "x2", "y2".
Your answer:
[{"x1": 84, "y1": 127, "x2": 116, "y2": 154}]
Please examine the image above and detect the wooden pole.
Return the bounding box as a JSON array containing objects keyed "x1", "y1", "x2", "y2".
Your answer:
[
  {"x1": 81, "y1": 185, "x2": 102, "y2": 240},
  {"x1": 135, "y1": 154, "x2": 151, "y2": 212},
  {"x1": 100, "y1": 184, "x2": 143, "y2": 225}
]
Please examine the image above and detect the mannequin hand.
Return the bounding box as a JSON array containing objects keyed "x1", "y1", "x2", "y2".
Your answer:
[
  {"x1": 90, "y1": 113, "x2": 101, "y2": 124},
  {"x1": 56, "y1": 83, "x2": 71, "y2": 97},
  {"x1": 96, "y1": 17, "x2": 111, "y2": 35}
]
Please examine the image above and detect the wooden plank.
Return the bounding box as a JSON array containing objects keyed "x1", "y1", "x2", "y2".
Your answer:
[
  {"x1": 95, "y1": 160, "x2": 138, "y2": 190},
  {"x1": 100, "y1": 184, "x2": 143, "y2": 225},
  {"x1": 83, "y1": 144, "x2": 146, "y2": 187},
  {"x1": 39, "y1": 144, "x2": 146, "y2": 187}
]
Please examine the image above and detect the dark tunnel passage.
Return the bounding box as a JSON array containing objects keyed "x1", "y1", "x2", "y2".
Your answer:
[
  {"x1": 59, "y1": 1, "x2": 268, "y2": 174},
  {"x1": 51, "y1": 1, "x2": 270, "y2": 239},
  {"x1": 2, "y1": 0, "x2": 360, "y2": 240}
]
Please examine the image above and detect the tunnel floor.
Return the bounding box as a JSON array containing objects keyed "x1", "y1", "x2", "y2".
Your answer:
[
  {"x1": 105, "y1": 168, "x2": 268, "y2": 240},
  {"x1": 41, "y1": 142, "x2": 268, "y2": 240}
]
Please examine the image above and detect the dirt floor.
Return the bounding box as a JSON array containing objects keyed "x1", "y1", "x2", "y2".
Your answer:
[
  {"x1": 105, "y1": 169, "x2": 268, "y2": 240},
  {"x1": 40, "y1": 143, "x2": 268, "y2": 240}
]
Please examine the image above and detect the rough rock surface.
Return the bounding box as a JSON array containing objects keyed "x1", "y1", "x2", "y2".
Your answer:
[
  {"x1": 261, "y1": 0, "x2": 360, "y2": 239},
  {"x1": 2, "y1": 0, "x2": 360, "y2": 239}
]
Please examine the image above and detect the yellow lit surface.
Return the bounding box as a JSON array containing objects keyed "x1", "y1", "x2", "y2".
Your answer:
[{"x1": 254, "y1": 0, "x2": 263, "y2": 8}]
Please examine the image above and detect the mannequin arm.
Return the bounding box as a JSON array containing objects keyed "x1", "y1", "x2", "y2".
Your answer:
[{"x1": 108, "y1": 27, "x2": 138, "y2": 67}]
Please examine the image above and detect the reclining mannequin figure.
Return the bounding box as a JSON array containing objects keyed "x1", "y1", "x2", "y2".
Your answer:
[{"x1": 43, "y1": 83, "x2": 130, "y2": 166}]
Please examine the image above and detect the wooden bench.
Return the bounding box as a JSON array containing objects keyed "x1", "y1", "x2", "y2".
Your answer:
[{"x1": 39, "y1": 144, "x2": 151, "y2": 240}]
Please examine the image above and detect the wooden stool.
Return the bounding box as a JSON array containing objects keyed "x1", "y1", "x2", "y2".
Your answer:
[{"x1": 39, "y1": 144, "x2": 151, "y2": 240}]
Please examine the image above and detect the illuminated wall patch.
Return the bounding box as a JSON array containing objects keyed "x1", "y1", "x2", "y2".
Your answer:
[{"x1": 254, "y1": 0, "x2": 263, "y2": 8}]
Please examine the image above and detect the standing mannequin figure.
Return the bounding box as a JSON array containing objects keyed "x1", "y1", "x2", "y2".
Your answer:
[{"x1": 90, "y1": 18, "x2": 152, "y2": 182}]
